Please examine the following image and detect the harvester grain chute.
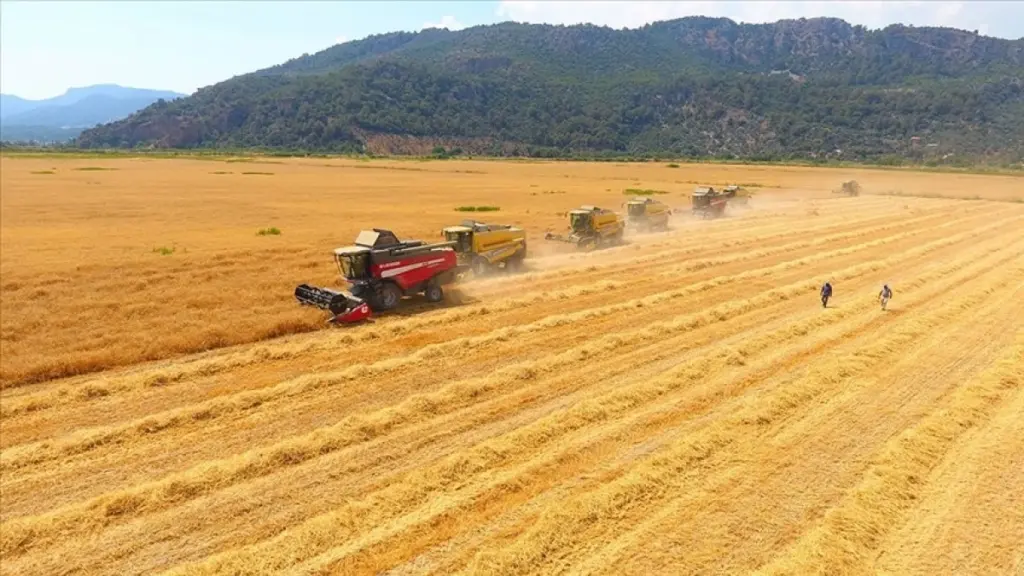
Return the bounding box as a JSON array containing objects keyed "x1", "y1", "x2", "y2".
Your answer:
[
  {"x1": 544, "y1": 205, "x2": 625, "y2": 250},
  {"x1": 624, "y1": 197, "x2": 671, "y2": 233},
  {"x1": 295, "y1": 228, "x2": 466, "y2": 323},
  {"x1": 442, "y1": 219, "x2": 527, "y2": 276},
  {"x1": 691, "y1": 187, "x2": 728, "y2": 219}
]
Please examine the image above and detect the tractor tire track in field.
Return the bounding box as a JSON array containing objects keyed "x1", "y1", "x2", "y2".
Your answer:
[{"x1": 2, "y1": 196, "x2": 1022, "y2": 575}]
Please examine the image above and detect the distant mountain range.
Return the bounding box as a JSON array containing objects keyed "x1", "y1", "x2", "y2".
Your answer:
[{"x1": 1, "y1": 84, "x2": 187, "y2": 143}]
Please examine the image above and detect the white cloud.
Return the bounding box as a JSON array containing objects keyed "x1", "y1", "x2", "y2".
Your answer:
[
  {"x1": 423, "y1": 15, "x2": 466, "y2": 31},
  {"x1": 494, "y1": 1, "x2": 1022, "y2": 38}
]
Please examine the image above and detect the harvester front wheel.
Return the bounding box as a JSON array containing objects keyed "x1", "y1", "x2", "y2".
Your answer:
[
  {"x1": 424, "y1": 282, "x2": 444, "y2": 303},
  {"x1": 377, "y1": 283, "x2": 402, "y2": 311}
]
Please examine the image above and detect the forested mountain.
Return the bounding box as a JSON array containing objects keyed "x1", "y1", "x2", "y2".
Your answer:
[{"x1": 76, "y1": 18, "x2": 1024, "y2": 163}]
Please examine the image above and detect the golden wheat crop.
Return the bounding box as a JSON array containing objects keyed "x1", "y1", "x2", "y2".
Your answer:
[{"x1": 1, "y1": 154, "x2": 1022, "y2": 575}]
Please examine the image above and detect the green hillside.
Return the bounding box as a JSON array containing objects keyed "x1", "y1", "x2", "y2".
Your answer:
[{"x1": 76, "y1": 17, "x2": 1024, "y2": 164}]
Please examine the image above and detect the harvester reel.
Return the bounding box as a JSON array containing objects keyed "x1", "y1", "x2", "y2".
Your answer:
[{"x1": 294, "y1": 284, "x2": 372, "y2": 324}]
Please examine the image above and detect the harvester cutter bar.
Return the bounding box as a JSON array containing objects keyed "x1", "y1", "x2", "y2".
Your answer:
[
  {"x1": 294, "y1": 283, "x2": 371, "y2": 324},
  {"x1": 544, "y1": 232, "x2": 576, "y2": 244}
]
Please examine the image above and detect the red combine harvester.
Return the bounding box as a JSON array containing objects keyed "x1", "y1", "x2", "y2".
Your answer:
[
  {"x1": 691, "y1": 186, "x2": 729, "y2": 219},
  {"x1": 295, "y1": 229, "x2": 466, "y2": 323}
]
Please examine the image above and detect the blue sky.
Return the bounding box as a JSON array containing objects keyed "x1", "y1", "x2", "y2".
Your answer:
[{"x1": 2, "y1": 1, "x2": 1022, "y2": 100}]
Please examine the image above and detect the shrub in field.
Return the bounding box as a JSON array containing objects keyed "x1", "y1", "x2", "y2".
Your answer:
[
  {"x1": 455, "y1": 206, "x2": 501, "y2": 212},
  {"x1": 241, "y1": 171, "x2": 274, "y2": 176},
  {"x1": 73, "y1": 166, "x2": 117, "y2": 171},
  {"x1": 30, "y1": 170, "x2": 55, "y2": 175},
  {"x1": 210, "y1": 171, "x2": 233, "y2": 175},
  {"x1": 257, "y1": 227, "x2": 282, "y2": 236},
  {"x1": 153, "y1": 246, "x2": 176, "y2": 255},
  {"x1": 623, "y1": 188, "x2": 669, "y2": 195},
  {"x1": 666, "y1": 163, "x2": 680, "y2": 168}
]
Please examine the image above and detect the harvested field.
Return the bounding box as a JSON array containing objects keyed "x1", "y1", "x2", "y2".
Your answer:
[{"x1": 1, "y1": 155, "x2": 1022, "y2": 575}]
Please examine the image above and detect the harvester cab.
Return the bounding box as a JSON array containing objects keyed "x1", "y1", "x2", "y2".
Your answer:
[
  {"x1": 443, "y1": 225, "x2": 475, "y2": 255},
  {"x1": 545, "y1": 206, "x2": 625, "y2": 250},
  {"x1": 723, "y1": 185, "x2": 750, "y2": 206},
  {"x1": 692, "y1": 187, "x2": 728, "y2": 219},
  {"x1": 570, "y1": 210, "x2": 594, "y2": 234},
  {"x1": 625, "y1": 197, "x2": 671, "y2": 232},
  {"x1": 334, "y1": 246, "x2": 371, "y2": 281},
  {"x1": 295, "y1": 228, "x2": 462, "y2": 324},
  {"x1": 833, "y1": 180, "x2": 861, "y2": 196},
  {"x1": 442, "y1": 219, "x2": 527, "y2": 276}
]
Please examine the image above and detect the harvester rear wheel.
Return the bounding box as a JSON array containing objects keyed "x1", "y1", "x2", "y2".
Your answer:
[{"x1": 424, "y1": 282, "x2": 444, "y2": 303}]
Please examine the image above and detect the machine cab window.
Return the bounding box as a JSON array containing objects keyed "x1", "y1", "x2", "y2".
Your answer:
[
  {"x1": 627, "y1": 202, "x2": 647, "y2": 217},
  {"x1": 444, "y1": 229, "x2": 474, "y2": 253},
  {"x1": 335, "y1": 249, "x2": 370, "y2": 280},
  {"x1": 570, "y1": 212, "x2": 592, "y2": 232}
]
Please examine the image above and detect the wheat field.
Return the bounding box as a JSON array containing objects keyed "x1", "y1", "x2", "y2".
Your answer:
[{"x1": 1, "y1": 155, "x2": 1022, "y2": 575}]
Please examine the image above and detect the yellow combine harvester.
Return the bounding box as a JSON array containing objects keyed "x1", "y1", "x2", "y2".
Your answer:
[
  {"x1": 625, "y1": 196, "x2": 671, "y2": 232},
  {"x1": 723, "y1": 185, "x2": 751, "y2": 206},
  {"x1": 833, "y1": 180, "x2": 861, "y2": 196},
  {"x1": 443, "y1": 219, "x2": 527, "y2": 275},
  {"x1": 545, "y1": 205, "x2": 625, "y2": 250}
]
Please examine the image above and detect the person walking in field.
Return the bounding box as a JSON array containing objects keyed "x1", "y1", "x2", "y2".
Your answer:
[
  {"x1": 879, "y1": 284, "x2": 893, "y2": 310},
  {"x1": 820, "y1": 281, "x2": 833, "y2": 308}
]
